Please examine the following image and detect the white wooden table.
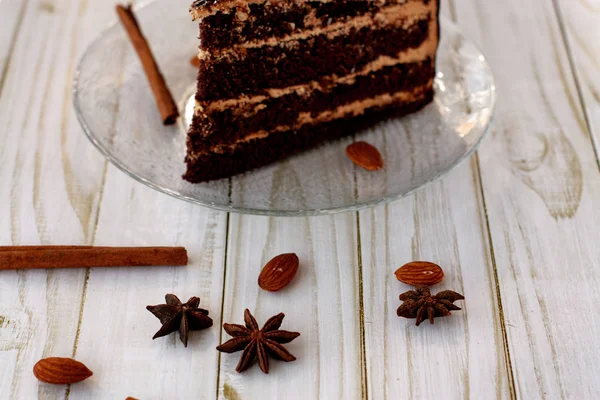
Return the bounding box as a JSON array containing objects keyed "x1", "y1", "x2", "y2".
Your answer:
[{"x1": 1, "y1": 0, "x2": 600, "y2": 399}]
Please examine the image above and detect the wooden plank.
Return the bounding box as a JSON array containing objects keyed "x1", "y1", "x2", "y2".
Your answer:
[
  {"x1": 554, "y1": 0, "x2": 600, "y2": 151},
  {"x1": 0, "y1": 0, "x2": 114, "y2": 398},
  {"x1": 217, "y1": 213, "x2": 362, "y2": 399},
  {"x1": 452, "y1": 0, "x2": 600, "y2": 397},
  {"x1": 359, "y1": 159, "x2": 511, "y2": 399},
  {"x1": 68, "y1": 171, "x2": 228, "y2": 399}
]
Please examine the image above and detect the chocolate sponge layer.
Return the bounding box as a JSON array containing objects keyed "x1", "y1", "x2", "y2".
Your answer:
[
  {"x1": 183, "y1": 91, "x2": 433, "y2": 183},
  {"x1": 196, "y1": 18, "x2": 431, "y2": 101},
  {"x1": 188, "y1": 58, "x2": 435, "y2": 152},
  {"x1": 200, "y1": 1, "x2": 381, "y2": 50}
]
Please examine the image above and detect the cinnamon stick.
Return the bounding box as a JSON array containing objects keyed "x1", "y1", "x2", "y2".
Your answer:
[
  {"x1": 116, "y1": 4, "x2": 179, "y2": 125},
  {"x1": 0, "y1": 246, "x2": 187, "y2": 270}
]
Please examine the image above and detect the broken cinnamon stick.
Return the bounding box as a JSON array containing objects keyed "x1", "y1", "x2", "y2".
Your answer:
[
  {"x1": 116, "y1": 4, "x2": 179, "y2": 125},
  {"x1": 0, "y1": 246, "x2": 187, "y2": 270}
]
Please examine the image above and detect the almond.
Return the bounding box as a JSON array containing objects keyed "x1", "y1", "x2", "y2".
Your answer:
[
  {"x1": 346, "y1": 141, "x2": 384, "y2": 171},
  {"x1": 395, "y1": 261, "x2": 444, "y2": 286},
  {"x1": 33, "y1": 357, "x2": 93, "y2": 385},
  {"x1": 190, "y1": 55, "x2": 200, "y2": 68},
  {"x1": 258, "y1": 253, "x2": 299, "y2": 292}
]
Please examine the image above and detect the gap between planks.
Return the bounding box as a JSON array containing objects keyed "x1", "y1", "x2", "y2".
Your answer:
[
  {"x1": 215, "y1": 212, "x2": 231, "y2": 400},
  {"x1": 355, "y1": 212, "x2": 369, "y2": 400},
  {"x1": 473, "y1": 153, "x2": 517, "y2": 399}
]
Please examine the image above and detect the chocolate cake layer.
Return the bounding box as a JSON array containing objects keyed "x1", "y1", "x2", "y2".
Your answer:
[
  {"x1": 183, "y1": 92, "x2": 433, "y2": 183},
  {"x1": 191, "y1": 85, "x2": 432, "y2": 156},
  {"x1": 196, "y1": 17, "x2": 432, "y2": 101},
  {"x1": 189, "y1": 58, "x2": 434, "y2": 150},
  {"x1": 200, "y1": 0, "x2": 380, "y2": 50}
]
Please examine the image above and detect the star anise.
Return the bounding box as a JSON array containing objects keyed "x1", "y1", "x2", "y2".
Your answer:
[
  {"x1": 216, "y1": 309, "x2": 300, "y2": 374},
  {"x1": 146, "y1": 294, "x2": 213, "y2": 347},
  {"x1": 397, "y1": 286, "x2": 465, "y2": 326}
]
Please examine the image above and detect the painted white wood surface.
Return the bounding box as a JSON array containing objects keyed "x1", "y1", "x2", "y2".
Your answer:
[
  {"x1": 1, "y1": 0, "x2": 600, "y2": 399},
  {"x1": 452, "y1": 0, "x2": 600, "y2": 398}
]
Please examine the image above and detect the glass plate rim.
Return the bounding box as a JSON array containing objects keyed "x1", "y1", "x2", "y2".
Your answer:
[{"x1": 73, "y1": 5, "x2": 497, "y2": 217}]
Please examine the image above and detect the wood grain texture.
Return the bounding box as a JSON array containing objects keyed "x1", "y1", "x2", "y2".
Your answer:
[
  {"x1": 554, "y1": 0, "x2": 600, "y2": 153},
  {"x1": 0, "y1": 0, "x2": 112, "y2": 398},
  {"x1": 452, "y1": 0, "x2": 600, "y2": 397},
  {"x1": 217, "y1": 213, "x2": 362, "y2": 400},
  {"x1": 68, "y1": 171, "x2": 227, "y2": 400}
]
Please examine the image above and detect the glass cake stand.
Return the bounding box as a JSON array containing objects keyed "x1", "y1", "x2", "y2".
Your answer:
[{"x1": 73, "y1": 0, "x2": 496, "y2": 216}]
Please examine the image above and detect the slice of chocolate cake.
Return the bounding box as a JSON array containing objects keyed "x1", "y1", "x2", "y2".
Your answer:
[{"x1": 185, "y1": 0, "x2": 440, "y2": 183}]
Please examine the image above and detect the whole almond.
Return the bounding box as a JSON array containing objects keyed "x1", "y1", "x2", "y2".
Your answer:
[
  {"x1": 33, "y1": 357, "x2": 93, "y2": 384},
  {"x1": 258, "y1": 253, "x2": 299, "y2": 292},
  {"x1": 190, "y1": 55, "x2": 200, "y2": 68},
  {"x1": 346, "y1": 141, "x2": 384, "y2": 171},
  {"x1": 395, "y1": 261, "x2": 444, "y2": 286}
]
